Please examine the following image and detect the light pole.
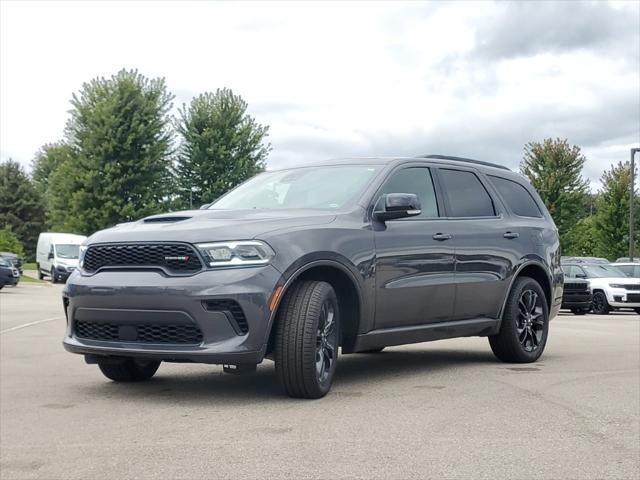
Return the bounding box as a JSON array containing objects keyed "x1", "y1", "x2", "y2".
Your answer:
[{"x1": 630, "y1": 148, "x2": 640, "y2": 261}]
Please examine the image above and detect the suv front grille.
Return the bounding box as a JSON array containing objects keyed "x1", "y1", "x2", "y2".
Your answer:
[
  {"x1": 75, "y1": 321, "x2": 203, "y2": 344},
  {"x1": 622, "y1": 284, "x2": 640, "y2": 291},
  {"x1": 564, "y1": 282, "x2": 589, "y2": 291},
  {"x1": 83, "y1": 243, "x2": 202, "y2": 274}
]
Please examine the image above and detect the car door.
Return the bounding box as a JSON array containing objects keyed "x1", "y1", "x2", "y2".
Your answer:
[
  {"x1": 434, "y1": 167, "x2": 521, "y2": 320},
  {"x1": 373, "y1": 165, "x2": 456, "y2": 329}
]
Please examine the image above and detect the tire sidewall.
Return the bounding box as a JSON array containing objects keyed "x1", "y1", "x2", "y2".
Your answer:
[
  {"x1": 504, "y1": 278, "x2": 549, "y2": 362},
  {"x1": 307, "y1": 285, "x2": 340, "y2": 396},
  {"x1": 592, "y1": 292, "x2": 609, "y2": 314}
]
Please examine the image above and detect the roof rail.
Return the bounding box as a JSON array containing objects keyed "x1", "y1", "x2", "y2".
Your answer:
[{"x1": 419, "y1": 154, "x2": 510, "y2": 171}]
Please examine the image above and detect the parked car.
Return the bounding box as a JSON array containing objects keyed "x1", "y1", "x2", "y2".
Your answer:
[
  {"x1": 0, "y1": 251, "x2": 23, "y2": 274},
  {"x1": 560, "y1": 277, "x2": 592, "y2": 315},
  {"x1": 562, "y1": 256, "x2": 609, "y2": 264},
  {"x1": 562, "y1": 262, "x2": 640, "y2": 314},
  {"x1": 611, "y1": 262, "x2": 640, "y2": 278},
  {"x1": 0, "y1": 257, "x2": 20, "y2": 289},
  {"x1": 36, "y1": 233, "x2": 87, "y2": 283},
  {"x1": 62, "y1": 155, "x2": 562, "y2": 398},
  {"x1": 614, "y1": 257, "x2": 637, "y2": 263}
]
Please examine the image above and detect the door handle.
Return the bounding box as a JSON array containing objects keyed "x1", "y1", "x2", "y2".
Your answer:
[
  {"x1": 432, "y1": 233, "x2": 452, "y2": 241},
  {"x1": 503, "y1": 231, "x2": 520, "y2": 239}
]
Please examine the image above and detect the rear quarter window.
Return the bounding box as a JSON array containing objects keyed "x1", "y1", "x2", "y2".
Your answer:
[{"x1": 489, "y1": 175, "x2": 543, "y2": 218}]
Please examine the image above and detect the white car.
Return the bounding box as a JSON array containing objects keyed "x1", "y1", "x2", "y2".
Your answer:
[
  {"x1": 562, "y1": 263, "x2": 640, "y2": 314},
  {"x1": 612, "y1": 262, "x2": 640, "y2": 279}
]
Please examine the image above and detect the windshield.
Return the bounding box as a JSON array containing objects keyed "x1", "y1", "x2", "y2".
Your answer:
[
  {"x1": 56, "y1": 244, "x2": 80, "y2": 259},
  {"x1": 582, "y1": 265, "x2": 627, "y2": 278},
  {"x1": 210, "y1": 165, "x2": 381, "y2": 210}
]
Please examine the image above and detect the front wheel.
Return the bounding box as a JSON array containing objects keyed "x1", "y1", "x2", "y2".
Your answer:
[
  {"x1": 489, "y1": 277, "x2": 549, "y2": 363},
  {"x1": 50, "y1": 268, "x2": 58, "y2": 284},
  {"x1": 98, "y1": 358, "x2": 160, "y2": 382},
  {"x1": 592, "y1": 291, "x2": 610, "y2": 315},
  {"x1": 274, "y1": 281, "x2": 339, "y2": 399}
]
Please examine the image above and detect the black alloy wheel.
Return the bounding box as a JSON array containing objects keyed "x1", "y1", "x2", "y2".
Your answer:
[
  {"x1": 592, "y1": 291, "x2": 610, "y2": 315},
  {"x1": 516, "y1": 289, "x2": 545, "y2": 352}
]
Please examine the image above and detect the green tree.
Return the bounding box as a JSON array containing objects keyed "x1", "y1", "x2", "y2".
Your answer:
[
  {"x1": 0, "y1": 227, "x2": 25, "y2": 257},
  {"x1": 593, "y1": 161, "x2": 640, "y2": 260},
  {"x1": 0, "y1": 160, "x2": 45, "y2": 258},
  {"x1": 51, "y1": 69, "x2": 174, "y2": 234},
  {"x1": 31, "y1": 142, "x2": 76, "y2": 195},
  {"x1": 175, "y1": 88, "x2": 270, "y2": 208},
  {"x1": 563, "y1": 215, "x2": 599, "y2": 257},
  {"x1": 521, "y1": 138, "x2": 590, "y2": 250}
]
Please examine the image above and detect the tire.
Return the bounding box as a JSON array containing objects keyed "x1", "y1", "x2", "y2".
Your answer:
[
  {"x1": 360, "y1": 347, "x2": 385, "y2": 353},
  {"x1": 274, "y1": 280, "x2": 339, "y2": 399},
  {"x1": 571, "y1": 308, "x2": 587, "y2": 315},
  {"x1": 592, "y1": 291, "x2": 610, "y2": 315},
  {"x1": 50, "y1": 268, "x2": 58, "y2": 284},
  {"x1": 634, "y1": 308, "x2": 640, "y2": 315},
  {"x1": 98, "y1": 358, "x2": 161, "y2": 382},
  {"x1": 489, "y1": 277, "x2": 549, "y2": 363},
  {"x1": 37, "y1": 264, "x2": 44, "y2": 280}
]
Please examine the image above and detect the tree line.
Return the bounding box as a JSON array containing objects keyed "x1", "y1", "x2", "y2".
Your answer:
[{"x1": 0, "y1": 69, "x2": 637, "y2": 261}]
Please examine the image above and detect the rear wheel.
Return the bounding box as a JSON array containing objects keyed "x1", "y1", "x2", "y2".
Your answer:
[
  {"x1": 37, "y1": 264, "x2": 44, "y2": 280},
  {"x1": 98, "y1": 358, "x2": 160, "y2": 382},
  {"x1": 489, "y1": 277, "x2": 549, "y2": 363},
  {"x1": 274, "y1": 281, "x2": 339, "y2": 399},
  {"x1": 592, "y1": 291, "x2": 610, "y2": 314}
]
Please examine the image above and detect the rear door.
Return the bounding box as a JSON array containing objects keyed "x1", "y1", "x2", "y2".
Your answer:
[
  {"x1": 373, "y1": 165, "x2": 456, "y2": 329},
  {"x1": 434, "y1": 167, "x2": 523, "y2": 320}
]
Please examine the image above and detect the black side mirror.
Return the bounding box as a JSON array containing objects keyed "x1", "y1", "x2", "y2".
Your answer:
[
  {"x1": 575, "y1": 273, "x2": 587, "y2": 279},
  {"x1": 48, "y1": 252, "x2": 54, "y2": 260},
  {"x1": 374, "y1": 193, "x2": 421, "y2": 221}
]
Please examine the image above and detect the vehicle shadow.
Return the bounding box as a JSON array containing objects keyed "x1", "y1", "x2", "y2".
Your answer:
[{"x1": 78, "y1": 347, "x2": 498, "y2": 405}]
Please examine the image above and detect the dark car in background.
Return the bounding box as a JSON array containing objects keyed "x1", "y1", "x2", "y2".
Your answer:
[
  {"x1": 63, "y1": 155, "x2": 562, "y2": 398},
  {"x1": 0, "y1": 257, "x2": 20, "y2": 289},
  {"x1": 560, "y1": 277, "x2": 592, "y2": 315},
  {"x1": 0, "y1": 252, "x2": 23, "y2": 274}
]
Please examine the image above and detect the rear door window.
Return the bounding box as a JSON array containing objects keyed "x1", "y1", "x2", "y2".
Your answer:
[
  {"x1": 488, "y1": 175, "x2": 543, "y2": 218},
  {"x1": 438, "y1": 169, "x2": 495, "y2": 217}
]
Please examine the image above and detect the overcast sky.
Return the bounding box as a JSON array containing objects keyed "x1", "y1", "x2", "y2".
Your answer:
[{"x1": 1, "y1": 0, "x2": 638, "y2": 190}]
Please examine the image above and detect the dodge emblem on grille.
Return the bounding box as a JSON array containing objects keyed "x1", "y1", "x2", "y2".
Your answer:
[{"x1": 164, "y1": 256, "x2": 190, "y2": 262}]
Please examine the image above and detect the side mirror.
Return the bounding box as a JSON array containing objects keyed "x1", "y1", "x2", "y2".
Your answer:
[
  {"x1": 575, "y1": 272, "x2": 587, "y2": 279},
  {"x1": 374, "y1": 193, "x2": 421, "y2": 221},
  {"x1": 48, "y1": 252, "x2": 54, "y2": 260}
]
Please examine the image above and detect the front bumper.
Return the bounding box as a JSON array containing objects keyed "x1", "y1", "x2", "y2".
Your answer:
[
  {"x1": 561, "y1": 292, "x2": 592, "y2": 310},
  {"x1": 606, "y1": 288, "x2": 640, "y2": 308},
  {"x1": 62, "y1": 266, "x2": 282, "y2": 364}
]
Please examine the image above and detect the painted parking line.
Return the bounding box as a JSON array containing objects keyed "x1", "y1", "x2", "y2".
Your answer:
[{"x1": 0, "y1": 316, "x2": 63, "y2": 335}]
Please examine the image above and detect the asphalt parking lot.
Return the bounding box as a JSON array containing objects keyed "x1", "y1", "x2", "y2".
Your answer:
[{"x1": 1, "y1": 282, "x2": 638, "y2": 480}]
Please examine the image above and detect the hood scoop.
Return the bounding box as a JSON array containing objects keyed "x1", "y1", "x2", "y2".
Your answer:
[{"x1": 143, "y1": 215, "x2": 192, "y2": 223}]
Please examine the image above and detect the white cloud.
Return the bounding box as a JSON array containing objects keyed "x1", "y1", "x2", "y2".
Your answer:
[{"x1": 1, "y1": 0, "x2": 638, "y2": 190}]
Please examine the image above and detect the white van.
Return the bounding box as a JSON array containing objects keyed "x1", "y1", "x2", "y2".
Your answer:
[{"x1": 36, "y1": 233, "x2": 87, "y2": 283}]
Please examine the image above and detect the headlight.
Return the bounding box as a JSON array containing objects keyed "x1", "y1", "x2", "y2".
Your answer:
[
  {"x1": 609, "y1": 283, "x2": 625, "y2": 288},
  {"x1": 196, "y1": 241, "x2": 275, "y2": 267},
  {"x1": 78, "y1": 245, "x2": 88, "y2": 268}
]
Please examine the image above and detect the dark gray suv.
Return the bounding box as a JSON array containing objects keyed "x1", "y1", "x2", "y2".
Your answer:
[{"x1": 63, "y1": 155, "x2": 562, "y2": 398}]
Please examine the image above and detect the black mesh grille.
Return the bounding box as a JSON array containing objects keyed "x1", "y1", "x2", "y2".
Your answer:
[
  {"x1": 627, "y1": 293, "x2": 640, "y2": 302},
  {"x1": 203, "y1": 299, "x2": 249, "y2": 334},
  {"x1": 75, "y1": 321, "x2": 203, "y2": 344},
  {"x1": 564, "y1": 282, "x2": 589, "y2": 291},
  {"x1": 623, "y1": 284, "x2": 640, "y2": 291},
  {"x1": 83, "y1": 243, "x2": 202, "y2": 273}
]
